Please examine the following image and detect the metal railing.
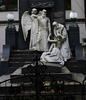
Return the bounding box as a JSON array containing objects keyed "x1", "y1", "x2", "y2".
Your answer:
[{"x1": 0, "y1": 71, "x2": 85, "y2": 100}]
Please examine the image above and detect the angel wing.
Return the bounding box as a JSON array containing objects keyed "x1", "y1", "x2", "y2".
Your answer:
[{"x1": 21, "y1": 11, "x2": 32, "y2": 41}]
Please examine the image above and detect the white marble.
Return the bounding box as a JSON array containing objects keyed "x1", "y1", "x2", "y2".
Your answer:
[{"x1": 41, "y1": 22, "x2": 71, "y2": 65}]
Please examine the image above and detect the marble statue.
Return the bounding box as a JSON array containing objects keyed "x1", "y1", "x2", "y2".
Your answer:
[
  {"x1": 40, "y1": 21, "x2": 71, "y2": 65},
  {"x1": 29, "y1": 8, "x2": 39, "y2": 50},
  {"x1": 21, "y1": 8, "x2": 39, "y2": 50},
  {"x1": 37, "y1": 9, "x2": 51, "y2": 51},
  {"x1": 21, "y1": 9, "x2": 51, "y2": 51}
]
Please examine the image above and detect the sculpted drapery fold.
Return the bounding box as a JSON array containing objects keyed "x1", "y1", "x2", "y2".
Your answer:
[
  {"x1": 38, "y1": 9, "x2": 51, "y2": 51},
  {"x1": 29, "y1": 9, "x2": 39, "y2": 50}
]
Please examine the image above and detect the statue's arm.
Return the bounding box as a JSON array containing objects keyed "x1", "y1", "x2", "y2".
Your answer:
[
  {"x1": 49, "y1": 43, "x2": 54, "y2": 52},
  {"x1": 61, "y1": 26, "x2": 67, "y2": 39},
  {"x1": 48, "y1": 34, "x2": 57, "y2": 43},
  {"x1": 58, "y1": 25, "x2": 68, "y2": 44},
  {"x1": 48, "y1": 39, "x2": 57, "y2": 43}
]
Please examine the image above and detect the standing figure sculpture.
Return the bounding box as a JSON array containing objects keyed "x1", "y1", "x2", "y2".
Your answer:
[
  {"x1": 29, "y1": 8, "x2": 39, "y2": 50},
  {"x1": 21, "y1": 8, "x2": 39, "y2": 50},
  {"x1": 38, "y1": 9, "x2": 51, "y2": 51},
  {"x1": 41, "y1": 21, "x2": 71, "y2": 65}
]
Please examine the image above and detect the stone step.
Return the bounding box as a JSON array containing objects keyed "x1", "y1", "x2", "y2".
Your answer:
[
  {"x1": 9, "y1": 49, "x2": 86, "y2": 74},
  {"x1": 8, "y1": 62, "x2": 30, "y2": 70},
  {"x1": 11, "y1": 49, "x2": 29, "y2": 53},
  {"x1": 66, "y1": 60, "x2": 86, "y2": 74},
  {"x1": 8, "y1": 59, "x2": 86, "y2": 77},
  {"x1": 10, "y1": 74, "x2": 34, "y2": 84},
  {"x1": 0, "y1": 85, "x2": 84, "y2": 99},
  {"x1": 22, "y1": 64, "x2": 62, "y2": 74},
  {"x1": 11, "y1": 50, "x2": 43, "y2": 55},
  {"x1": 10, "y1": 73, "x2": 72, "y2": 84},
  {"x1": 7, "y1": 62, "x2": 35, "y2": 74},
  {"x1": 0, "y1": 86, "x2": 21, "y2": 95},
  {"x1": 4, "y1": 66, "x2": 20, "y2": 75},
  {"x1": 8, "y1": 61, "x2": 32, "y2": 64},
  {"x1": 9, "y1": 57, "x2": 36, "y2": 62},
  {"x1": 10, "y1": 54, "x2": 34, "y2": 57},
  {"x1": 10, "y1": 53, "x2": 41, "y2": 59},
  {"x1": 9, "y1": 50, "x2": 42, "y2": 63}
]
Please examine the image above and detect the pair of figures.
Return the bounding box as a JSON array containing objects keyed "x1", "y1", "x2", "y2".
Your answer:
[
  {"x1": 21, "y1": 8, "x2": 51, "y2": 51},
  {"x1": 41, "y1": 21, "x2": 71, "y2": 65},
  {"x1": 21, "y1": 8, "x2": 71, "y2": 65}
]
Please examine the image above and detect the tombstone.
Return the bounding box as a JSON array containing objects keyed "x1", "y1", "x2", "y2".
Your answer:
[{"x1": 18, "y1": 0, "x2": 65, "y2": 49}]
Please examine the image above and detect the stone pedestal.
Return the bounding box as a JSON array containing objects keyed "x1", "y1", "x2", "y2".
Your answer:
[
  {"x1": 68, "y1": 22, "x2": 80, "y2": 58},
  {"x1": 5, "y1": 26, "x2": 17, "y2": 49}
]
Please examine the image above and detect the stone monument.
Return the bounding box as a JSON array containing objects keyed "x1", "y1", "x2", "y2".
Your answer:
[
  {"x1": 18, "y1": 0, "x2": 65, "y2": 49},
  {"x1": 40, "y1": 21, "x2": 71, "y2": 65}
]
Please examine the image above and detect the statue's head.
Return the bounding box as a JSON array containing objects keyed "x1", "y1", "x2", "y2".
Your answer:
[
  {"x1": 31, "y1": 8, "x2": 37, "y2": 14},
  {"x1": 52, "y1": 21, "x2": 60, "y2": 36},
  {"x1": 52, "y1": 21, "x2": 57, "y2": 26},
  {"x1": 42, "y1": 9, "x2": 47, "y2": 17},
  {"x1": 38, "y1": 11, "x2": 42, "y2": 16},
  {"x1": 52, "y1": 21, "x2": 59, "y2": 28},
  {"x1": 42, "y1": 9, "x2": 47, "y2": 13}
]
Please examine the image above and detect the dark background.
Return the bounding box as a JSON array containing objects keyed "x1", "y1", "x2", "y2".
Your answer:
[{"x1": 19, "y1": 0, "x2": 65, "y2": 24}]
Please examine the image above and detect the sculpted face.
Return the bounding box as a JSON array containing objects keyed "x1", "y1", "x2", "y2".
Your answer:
[
  {"x1": 31, "y1": 8, "x2": 37, "y2": 14},
  {"x1": 42, "y1": 9, "x2": 47, "y2": 17},
  {"x1": 52, "y1": 21, "x2": 59, "y2": 29},
  {"x1": 52, "y1": 21, "x2": 57, "y2": 30}
]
